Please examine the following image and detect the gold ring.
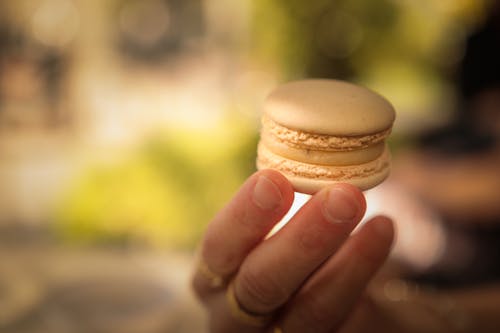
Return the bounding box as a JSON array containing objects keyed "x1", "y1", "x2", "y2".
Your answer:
[
  {"x1": 196, "y1": 259, "x2": 225, "y2": 288},
  {"x1": 226, "y1": 282, "x2": 274, "y2": 327}
]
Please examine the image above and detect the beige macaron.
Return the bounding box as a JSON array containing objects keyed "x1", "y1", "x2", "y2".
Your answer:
[{"x1": 256, "y1": 79, "x2": 396, "y2": 193}]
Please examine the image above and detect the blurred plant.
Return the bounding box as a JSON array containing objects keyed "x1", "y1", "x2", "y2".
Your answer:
[
  {"x1": 250, "y1": 0, "x2": 491, "y2": 131},
  {"x1": 53, "y1": 120, "x2": 259, "y2": 249}
]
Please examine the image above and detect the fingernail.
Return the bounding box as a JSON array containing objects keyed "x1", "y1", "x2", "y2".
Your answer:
[
  {"x1": 253, "y1": 175, "x2": 282, "y2": 210},
  {"x1": 322, "y1": 187, "x2": 359, "y2": 224}
]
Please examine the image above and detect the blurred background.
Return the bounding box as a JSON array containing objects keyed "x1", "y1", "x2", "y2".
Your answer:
[{"x1": 1, "y1": 0, "x2": 499, "y2": 332}]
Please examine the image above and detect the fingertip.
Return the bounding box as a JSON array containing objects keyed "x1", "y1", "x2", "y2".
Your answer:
[
  {"x1": 254, "y1": 169, "x2": 295, "y2": 213},
  {"x1": 321, "y1": 183, "x2": 367, "y2": 219},
  {"x1": 346, "y1": 215, "x2": 395, "y2": 265},
  {"x1": 362, "y1": 216, "x2": 395, "y2": 259},
  {"x1": 256, "y1": 169, "x2": 293, "y2": 193},
  {"x1": 370, "y1": 215, "x2": 395, "y2": 244},
  {"x1": 341, "y1": 183, "x2": 367, "y2": 212}
]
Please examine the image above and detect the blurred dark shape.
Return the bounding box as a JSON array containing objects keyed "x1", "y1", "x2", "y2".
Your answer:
[
  {"x1": 459, "y1": 2, "x2": 500, "y2": 101},
  {"x1": 392, "y1": 2, "x2": 500, "y2": 290},
  {"x1": 418, "y1": 1, "x2": 500, "y2": 157},
  {"x1": 115, "y1": 0, "x2": 205, "y2": 64},
  {"x1": 417, "y1": 121, "x2": 495, "y2": 156},
  {"x1": 0, "y1": 8, "x2": 69, "y2": 130},
  {"x1": 412, "y1": 224, "x2": 500, "y2": 288}
]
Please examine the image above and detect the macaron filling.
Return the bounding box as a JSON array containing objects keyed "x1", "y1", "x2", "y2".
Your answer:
[
  {"x1": 257, "y1": 142, "x2": 390, "y2": 181},
  {"x1": 262, "y1": 115, "x2": 391, "y2": 151},
  {"x1": 260, "y1": 135, "x2": 386, "y2": 166}
]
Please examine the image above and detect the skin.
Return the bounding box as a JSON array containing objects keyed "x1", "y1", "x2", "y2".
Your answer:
[{"x1": 191, "y1": 169, "x2": 500, "y2": 333}]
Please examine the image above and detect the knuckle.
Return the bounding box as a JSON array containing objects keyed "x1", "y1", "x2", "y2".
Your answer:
[
  {"x1": 190, "y1": 275, "x2": 209, "y2": 304},
  {"x1": 297, "y1": 228, "x2": 328, "y2": 257},
  {"x1": 190, "y1": 260, "x2": 226, "y2": 303},
  {"x1": 237, "y1": 266, "x2": 289, "y2": 313},
  {"x1": 201, "y1": 236, "x2": 238, "y2": 274}
]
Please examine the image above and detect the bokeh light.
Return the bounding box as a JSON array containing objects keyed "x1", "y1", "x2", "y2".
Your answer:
[{"x1": 32, "y1": 0, "x2": 80, "y2": 48}]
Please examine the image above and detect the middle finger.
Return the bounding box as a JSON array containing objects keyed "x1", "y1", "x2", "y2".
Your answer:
[{"x1": 233, "y1": 184, "x2": 366, "y2": 316}]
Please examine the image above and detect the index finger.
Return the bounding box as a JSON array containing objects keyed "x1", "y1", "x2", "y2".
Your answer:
[{"x1": 192, "y1": 169, "x2": 294, "y2": 298}]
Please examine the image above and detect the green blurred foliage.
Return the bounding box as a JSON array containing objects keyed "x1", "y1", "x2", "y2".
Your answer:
[
  {"x1": 251, "y1": 0, "x2": 487, "y2": 78},
  {"x1": 251, "y1": 0, "x2": 399, "y2": 79},
  {"x1": 54, "y1": 123, "x2": 259, "y2": 249},
  {"x1": 250, "y1": 0, "x2": 489, "y2": 115}
]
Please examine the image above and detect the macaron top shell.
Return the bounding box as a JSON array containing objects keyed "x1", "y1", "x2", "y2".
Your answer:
[{"x1": 263, "y1": 79, "x2": 396, "y2": 136}]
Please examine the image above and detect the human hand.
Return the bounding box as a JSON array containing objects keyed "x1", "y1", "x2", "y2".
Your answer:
[{"x1": 192, "y1": 169, "x2": 395, "y2": 333}]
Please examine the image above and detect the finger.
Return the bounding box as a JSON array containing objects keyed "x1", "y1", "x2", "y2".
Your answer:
[
  {"x1": 335, "y1": 294, "x2": 389, "y2": 333},
  {"x1": 279, "y1": 216, "x2": 394, "y2": 333},
  {"x1": 219, "y1": 184, "x2": 366, "y2": 326},
  {"x1": 234, "y1": 184, "x2": 366, "y2": 314},
  {"x1": 192, "y1": 169, "x2": 294, "y2": 299}
]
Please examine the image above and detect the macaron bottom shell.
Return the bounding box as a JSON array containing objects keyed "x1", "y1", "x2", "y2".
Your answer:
[
  {"x1": 256, "y1": 143, "x2": 391, "y2": 193},
  {"x1": 284, "y1": 167, "x2": 390, "y2": 194}
]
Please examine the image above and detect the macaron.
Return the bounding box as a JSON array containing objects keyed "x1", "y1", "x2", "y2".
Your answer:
[{"x1": 256, "y1": 79, "x2": 396, "y2": 194}]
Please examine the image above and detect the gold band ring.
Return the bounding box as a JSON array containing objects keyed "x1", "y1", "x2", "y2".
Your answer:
[
  {"x1": 196, "y1": 259, "x2": 225, "y2": 288},
  {"x1": 226, "y1": 282, "x2": 274, "y2": 327}
]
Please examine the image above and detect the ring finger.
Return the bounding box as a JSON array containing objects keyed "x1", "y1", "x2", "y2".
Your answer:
[{"x1": 277, "y1": 216, "x2": 394, "y2": 333}]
